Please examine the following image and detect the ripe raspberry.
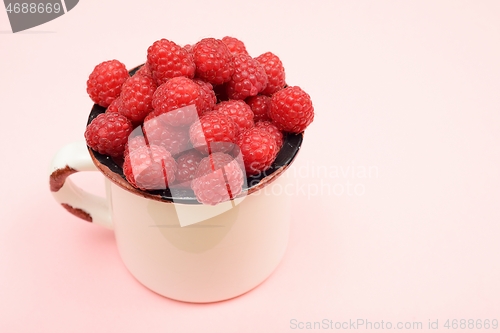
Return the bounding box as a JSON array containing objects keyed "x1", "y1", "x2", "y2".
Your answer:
[
  {"x1": 221, "y1": 36, "x2": 249, "y2": 55},
  {"x1": 255, "y1": 121, "x2": 284, "y2": 150},
  {"x1": 212, "y1": 100, "x2": 254, "y2": 132},
  {"x1": 106, "y1": 96, "x2": 122, "y2": 114},
  {"x1": 245, "y1": 95, "x2": 271, "y2": 122},
  {"x1": 152, "y1": 77, "x2": 202, "y2": 127},
  {"x1": 87, "y1": 60, "x2": 129, "y2": 107},
  {"x1": 84, "y1": 112, "x2": 133, "y2": 157},
  {"x1": 123, "y1": 144, "x2": 177, "y2": 191},
  {"x1": 236, "y1": 127, "x2": 277, "y2": 175},
  {"x1": 173, "y1": 149, "x2": 204, "y2": 188},
  {"x1": 193, "y1": 79, "x2": 216, "y2": 113},
  {"x1": 147, "y1": 39, "x2": 195, "y2": 85},
  {"x1": 255, "y1": 52, "x2": 286, "y2": 95},
  {"x1": 226, "y1": 53, "x2": 268, "y2": 100},
  {"x1": 124, "y1": 135, "x2": 148, "y2": 157},
  {"x1": 189, "y1": 113, "x2": 238, "y2": 155},
  {"x1": 192, "y1": 38, "x2": 234, "y2": 85},
  {"x1": 183, "y1": 44, "x2": 193, "y2": 53},
  {"x1": 191, "y1": 152, "x2": 244, "y2": 205},
  {"x1": 269, "y1": 86, "x2": 314, "y2": 133},
  {"x1": 142, "y1": 112, "x2": 191, "y2": 156},
  {"x1": 118, "y1": 75, "x2": 156, "y2": 124},
  {"x1": 134, "y1": 63, "x2": 153, "y2": 79}
]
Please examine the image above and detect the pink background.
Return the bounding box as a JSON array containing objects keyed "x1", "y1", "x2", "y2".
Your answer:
[{"x1": 1, "y1": 1, "x2": 499, "y2": 332}]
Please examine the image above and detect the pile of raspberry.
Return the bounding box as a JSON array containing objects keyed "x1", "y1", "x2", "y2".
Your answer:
[{"x1": 84, "y1": 37, "x2": 314, "y2": 205}]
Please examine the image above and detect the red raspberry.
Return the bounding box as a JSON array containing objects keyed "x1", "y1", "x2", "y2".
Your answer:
[
  {"x1": 118, "y1": 75, "x2": 156, "y2": 124},
  {"x1": 106, "y1": 96, "x2": 122, "y2": 114},
  {"x1": 173, "y1": 149, "x2": 204, "y2": 189},
  {"x1": 245, "y1": 95, "x2": 271, "y2": 122},
  {"x1": 134, "y1": 63, "x2": 153, "y2": 79},
  {"x1": 189, "y1": 113, "x2": 238, "y2": 155},
  {"x1": 255, "y1": 52, "x2": 286, "y2": 95},
  {"x1": 86, "y1": 60, "x2": 129, "y2": 107},
  {"x1": 191, "y1": 152, "x2": 244, "y2": 205},
  {"x1": 193, "y1": 79, "x2": 216, "y2": 113},
  {"x1": 255, "y1": 121, "x2": 284, "y2": 150},
  {"x1": 142, "y1": 112, "x2": 191, "y2": 156},
  {"x1": 124, "y1": 135, "x2": 148, "y2": 157},
  {"x1": 236, "y1": 127, "x2": 277, "y2": 175},
  {"x1": 147, "y1": 39, "x2": 195, "y2": 85},
  {"x1": 212, "y1": 100, "x2": 254, "y2": 132},
  {"x1": 152, "y1": 77, "x2": 202, "y2": 127},
  {"x1": 183, "y1": 44, "x2": 193, "y2": 53},
  {"x1": 226, "y1": 53, "x2": 268, "y2": 100},
  {"x1": 192, "y1": 38, "x2": 234, "y2": 85},
  {"x1": 123, "y1": 144, "x2": 177, "y2": 191},
  {"x1": 84, "y1": 112, "x2": 133, "y2": 157},
  {"x1": 269, "y1": 86, "x2": 314, "y2": 133},
  {"x1": 222, "y1": 36, "x2": 249, "y2": 55}
]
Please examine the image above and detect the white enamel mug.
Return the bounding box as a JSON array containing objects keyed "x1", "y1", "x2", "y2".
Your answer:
[{"x1": 49, "y1": 130, "x2": 302, "y2": 302}]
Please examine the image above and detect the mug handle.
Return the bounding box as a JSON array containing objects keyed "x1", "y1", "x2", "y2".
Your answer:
[{"x1": 49, "y1": 141, "x2": 113, "y2": 229}]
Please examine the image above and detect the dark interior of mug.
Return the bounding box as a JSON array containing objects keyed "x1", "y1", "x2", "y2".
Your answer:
[{"x1": 86, "y1": 65, "x2": 303, "y2": 204}]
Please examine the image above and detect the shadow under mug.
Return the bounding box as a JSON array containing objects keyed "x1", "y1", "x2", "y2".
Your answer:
[{"x1": 49, "y1": 69, "x2": 303, "y2": 303}]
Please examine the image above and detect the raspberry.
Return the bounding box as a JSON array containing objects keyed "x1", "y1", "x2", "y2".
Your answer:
[
  {"x1": 86, "y1": 60, "x2": 129, "y2": 107},
  {"x1": 118, "y1": 75, "x2": 156, "y2": 124},
  {"x1": 269, "y1": 86, "x2": 314, "y2": 133},
  {"x1": 147, "y1": 39, "x2": 195, "y2": 85},
  {"x1": 221, "y1": 36, "x2": 249, "y2": 55},
  {"x1": 236, "y1": 127, "x2": 277, "y2": 175},
  {"x1": 245, "y1": 95, "x2": 271, "y2": 122},
  {"x1": 226, "y1": 53, "x2": 268, "y2": 100},
  {"x1": 173, "y1": 149, "x2": 204, "y2": 188},
  {"x1": 124, "y1": 135, "x2": 148, "y2": 157},
  {"x1": 123, "y1": 144, "x2": 177, "y2": 191},
  {"x1": 255, "y1": 121, "x2": 284, "y2": 150},
  {"x1": 183, "y1": 44, "x2": 193, "y2": 53},
  {"x1": 106, "y1": 96, "x2": 122, "y2": 114},
  {"x1": 255, "y1": 52, "x2": 286, "y2": 95},
  {"x1": 192, "y1": 38, "x2": 234, "y2": 85},
  {"x1": 142, "y1": 112, "x2": 191, "y2": 156},
  {"x1": 191, "y1": 152, "x2": 244, "y2": 205},
  {"x1": 189, "y1": 113, "x2": 238, "y2": 155},
  {"x1": 84, "y1": 112, "x2": 133, "y2": 157},
  {"x1": 212, "y1": 100, "x2": 254, "y2": 132},
  {"x1": 152, "y1": 77, "x2": 202, "y2": 127},
  {"x1": 134, "y1": 63, "x2": 153, "y2": 79},
  {"x1": 193, "y1": 79, "x2": 216, "y2": 113}
]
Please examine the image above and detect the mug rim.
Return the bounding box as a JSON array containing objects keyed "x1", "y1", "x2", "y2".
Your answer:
[{"x1": 86, "y1": 65, "x2": 304, "y2": 205}]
